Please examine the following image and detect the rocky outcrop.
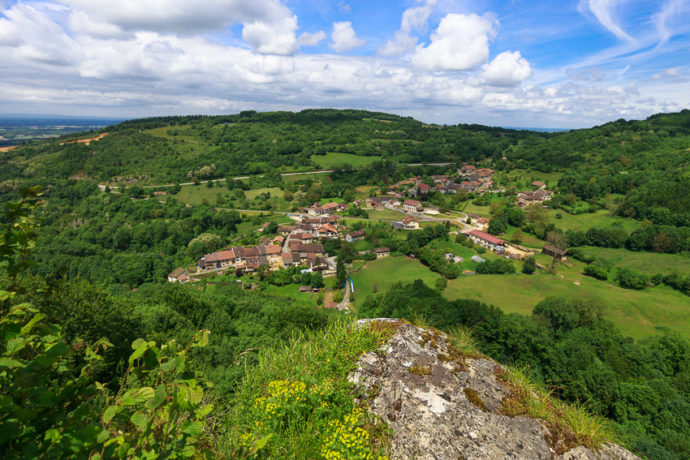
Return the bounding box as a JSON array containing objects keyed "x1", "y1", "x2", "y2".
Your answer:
[{"x1": 349, "y1": 319, "x2": 638, "y2": 460}]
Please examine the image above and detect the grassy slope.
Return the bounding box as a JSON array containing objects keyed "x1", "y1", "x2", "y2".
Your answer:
[
  {"x1": 548, "y1": 209, "x2": 640, "y2": 233},
  {"x1": 351, "y1": 253, "x2": 689, "y2": 340},
  {"x1": 350, "y1": 256, "x2": 444, "y2": 309},
  {"x1": 311, "y1": 152, "x2": 382, "y2": 169},
  {"x1": 444, "y1": 256, "x2": 690, "y2": 340},
  {"x1": 577, "y1": 246, "x2": 690, "y2": 276}
]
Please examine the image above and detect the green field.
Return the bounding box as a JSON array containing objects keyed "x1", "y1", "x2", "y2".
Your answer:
[
  {"x1": 367, "y1": 209, "x2": 404, "y2": 220},
  {"x1": 311, "y1": 152, "x2": 382, "y2": 169},
  {"x1": 507, "y1": 168, "x2": 564, "y2": 184},
  {"x1": 173, "y1": 183, "x2": 228, "y2": 206},
  {"x1": 578, "y1": 247, "x2": 690, "y2": 276},
  {"x1": 350, "y1": 256, "x2": 443, "y2": 308},
  {"x1": 549, "y1": 209, "x2": 639, "y2": 232},
  {"x1": 262, "y1": 283, "x2": 319, "y2": 305},
  {"x1": 444, "y1": 266, "x2": 690, "y2": 340},
  {"x1": 244, "y1": 187, "x2": 284, "y2": 200}
]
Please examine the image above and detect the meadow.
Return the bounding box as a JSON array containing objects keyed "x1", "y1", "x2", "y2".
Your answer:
[
  {"x1": 577, "y1": 246, "x2": 690, "y2": 276},
  {"x1": 444, "y1": 258, "x2": 690, "y2": 340},
  {"x1": 311, "y1": 152, "x2": 382, "y2": 169},
  {"x1": 350, "y1": 255, "x2": 443, "y2": 309}
]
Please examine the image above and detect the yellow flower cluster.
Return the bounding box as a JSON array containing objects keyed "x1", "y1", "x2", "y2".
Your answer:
[
  {"x1": 320, "y1": 407, "x2": 385, "y2": 460},
  {"x1": 239, "y1": 432, "x2": 255, "y2": 449},
  {"x1": 254, "y1": 380, "x2": 309, "y2": 419}
]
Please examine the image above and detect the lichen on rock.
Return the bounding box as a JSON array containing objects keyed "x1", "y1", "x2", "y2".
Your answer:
[{"x1": 350, "y1": 319, "x2": 638, "y2": 460}]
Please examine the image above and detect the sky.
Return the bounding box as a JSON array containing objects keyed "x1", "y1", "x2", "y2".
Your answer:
[{"x1": 0, "y1": 0, "x2": 688, "y2": 128}]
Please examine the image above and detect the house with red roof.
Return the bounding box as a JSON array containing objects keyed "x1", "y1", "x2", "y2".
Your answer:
[{"x1": 467, "y1": 230, "x2": 506, "y2": 253}]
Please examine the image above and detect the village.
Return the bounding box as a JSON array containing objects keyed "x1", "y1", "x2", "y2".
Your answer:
[{"x1": 168, "y1": 164, "x2": 560, "y2": 293}]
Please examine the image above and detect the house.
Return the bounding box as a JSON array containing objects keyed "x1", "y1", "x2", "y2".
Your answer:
[
  {"x1": 476, "y1": 217, "x2": 489, "y2": 230},
  {"x1": 345, "y1": 229, "x2": 366, "y2": 242},
  {"x1": 281, "y1": 252, "x2": 298, "y2": 267},
  {"x1": 167, "y1": 267, "x2": 188, "y2": 283},
  {"x1": 516, "y1": 189, "x2": 553, "y2": 208},
  {"x1": 153, "y1": 191, "x2": 167, "y2": 196},
  {"x1": 316, "y1": 224, "x2": 339, "y2": 239},
  {"x1": 403, "y1": 199, "x2": 423, "y2": 212},
  {"x1": 402, "y1": 216, "x2": 420, "y2": 230},
  {"x1": 198, "y1": 249, "x2": 235, "y2": 270},
  {"x1": 278, "y1": 225, "x2": 294, "y2": 235},
  {"x1": 467, "y1": 230, "x2": 506, "y2": 253},
  {"x1": 460, "y1": 164, "x2": 476, "y2": 175},
  {"x1": 299, "y1": 285, "x2": 313, "y2": 293},
  {"x1": 542, "y1": 244, "x2": 567, "y2": 261},
  {"x1": 374, "y1": 247, "x2": 390, "y2": 258},
  {"x1": 366, "y1": 196, "x2": 391, "y2": 209},
  {"x1": 272, "y1": 235, "x2": 285, "y2": 245},
  {"x1": 532, "y1": 181, "x2": 546, "y2": 189},
  {"x1": 417, "y1": 183, "x2": 431, "y2": 196}
]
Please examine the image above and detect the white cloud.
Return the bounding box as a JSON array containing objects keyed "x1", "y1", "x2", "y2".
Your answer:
[
  {"x1": 481, "y1": 51, "x2": 531, "y2": 86},
  {"x1": 331, "y1": 21, "x2": 365, "y2": 52},
  {"x1": 412, "y1": 13, "x2": 496, "y2": 71},
  {"x1": 584, "y1": 0, "x2": 634, "y2": 41},
  {"x1": 242, "y1": 15, "x2": 300, "y2": 55},
  {"x1": 298, "y1": 31, "x2": 326, "y2": 47},
  {"x1": 653, "y1": 0, "x2": 690, "y2": 45},
  {"x1": 379, "y1": 0, "x2": 437, "y2": 56}
]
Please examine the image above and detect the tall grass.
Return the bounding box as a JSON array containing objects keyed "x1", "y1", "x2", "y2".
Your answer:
[{"x1": 219, "y1": 319, "x2": 392, "y2": 458}]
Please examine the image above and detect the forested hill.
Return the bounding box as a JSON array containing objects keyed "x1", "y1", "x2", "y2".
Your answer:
[{"x1": 2, "y1": 108, "x2": 688, "y2": 188}]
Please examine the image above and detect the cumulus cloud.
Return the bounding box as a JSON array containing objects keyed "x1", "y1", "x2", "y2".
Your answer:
[
  {"x1": 331, "y1": 21, "x2": 365, "y2": 52},
  {"x1": 378, "y1": 0, "x2": 437, "y2": 56},
  {"x1": 411, "y1": 13, "x2": 496, "y2": 71},
  {"x1": 481, "y1": 51, "x2": 531, "y2": 86}
]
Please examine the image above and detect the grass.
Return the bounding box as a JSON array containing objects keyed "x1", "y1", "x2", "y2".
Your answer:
[
  {"x1": 173, "y1": 183, "x2": 227, "y2": 206},
  {"x1": 262, "y1": 284, "x2": 319, "y2": 305},
  {"x1": 577, "y1": 246, "x2": 690, "y2": 276},
  {"x1": 350, "y1": 256, "x2": 443, "y2": 308},
  {"x1": 244, "y1": 187, "x2": 284, "y2": 200},
  {"x1": 220, "y1": 319, "x2": 393, "y2": 458},
  {"x1": 311, "y1": 152, "x2": 382, "y2": 169},
  {"x1": 497, "y1": 366, "x2": 614, "y2": 453},
  {"x1": 549, "y1": 209, "x2": 639, "y2": 233},
  {"x1": 444, "y1": 265, "x2": 690, "y2": 340},
  {"x1": 506, "y1": 168, "x2": 564, "y2": 184},
  {"x1": 367, "y1": 209, "x2": 404, "y2": 221}
]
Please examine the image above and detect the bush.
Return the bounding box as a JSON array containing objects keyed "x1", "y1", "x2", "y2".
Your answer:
[
  {"x1": 476, "y1": 258, "x2": 516, "y2": 274},
  {"x1": 522, "y1": 257, "x2": 537, "y2": 275},
  {"x1": 615, "y1": 267, "x2": 649, "y2": 290},
  {"x1": 583, "y1": 264, "x2": 609, "y2": 280}
]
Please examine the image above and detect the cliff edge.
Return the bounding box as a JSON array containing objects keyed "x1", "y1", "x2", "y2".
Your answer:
[{"x1": 350, "y1": 319, "x2": 638, "y2": 459}]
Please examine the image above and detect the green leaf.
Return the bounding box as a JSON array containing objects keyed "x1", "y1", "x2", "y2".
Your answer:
[
  {"x1": 130, "y1": 412, "x2": 149, "y2": 432},
  {"x1": 20, "y1": 312, "x2": 45, "y2": 334},
  {"x1": 131, "y1": 338, "x2": 146, "y2": 350},
  {"x1": 191, "y1": 329, "x2": 210, "y2": 348},
  {"x1": 0, "y1": 357, "x2": 26, "y2": 368},
  {"x1": 44, "y1": 428, "x2": 61, "y2": 443},
  {"x1": 102, "y1": 406, "x2": 118, "y2": 423},
  {"x1": 181, "y1": 420, "x2": 203, "y2": 437},
  {"x1": 253, "y1": 434, "x2": 273, "y2": 452},
  {"x1": 128, "y1": 342, "x2": 150, "y2": 365},
  {"x1": 196, "y1": 404, "x2": 213, "y2": 418},
  {"x1": 96, "y1": 429, "x2": 110, "y2": 444}
]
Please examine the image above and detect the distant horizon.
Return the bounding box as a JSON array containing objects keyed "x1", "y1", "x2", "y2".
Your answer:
[{"x1": 4, "y1": 107, "x2": 668, "y2": 133}]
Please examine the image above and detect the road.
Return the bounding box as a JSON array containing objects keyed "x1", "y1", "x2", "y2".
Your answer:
[{"x1": 97, "y1": 169, "x2": 334, "y2": 190}]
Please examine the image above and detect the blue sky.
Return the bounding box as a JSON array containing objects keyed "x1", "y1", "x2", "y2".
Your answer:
[{"x1": 0, "y1": 0, "x2": 688, "y2": 128}]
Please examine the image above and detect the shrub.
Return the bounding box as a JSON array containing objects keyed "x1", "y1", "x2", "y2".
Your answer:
[
  {"x1": 615, "y1": 267, "x2": 649, "y2": 290},
  {"x1": 583, "y1": 264, "x2": 608, "y2": 280}
]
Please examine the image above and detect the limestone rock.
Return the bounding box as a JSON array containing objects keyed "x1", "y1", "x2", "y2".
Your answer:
[{"x1": 350, "y1": 319, "x2": 638, "y2": 460}]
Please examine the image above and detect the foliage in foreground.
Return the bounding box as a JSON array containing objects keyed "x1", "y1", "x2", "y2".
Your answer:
[
  {"x1": 221, "y1": 320, "x2": 393, "y2": 458},
  {"x1": 1, "y1": 189, "x2": 214, "y2": 458}
]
